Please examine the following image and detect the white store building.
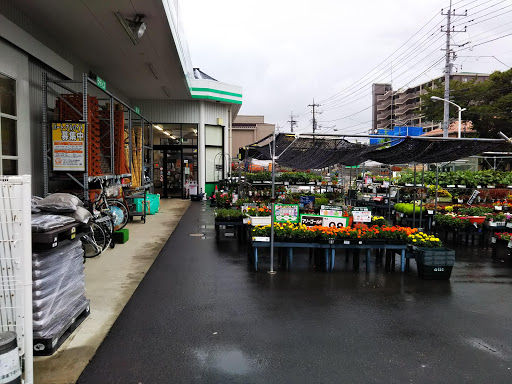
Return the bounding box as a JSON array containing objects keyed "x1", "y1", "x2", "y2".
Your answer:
[{"x1": 0, "y1": 0, "x2": 242, "y2": 198}]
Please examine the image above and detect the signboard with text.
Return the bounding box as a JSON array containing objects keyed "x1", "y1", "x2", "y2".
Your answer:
[
  {"x1": 52, "y1": 122, "x2": 85, "y2": 171},
  {"x1": 352, "y1": 207, "x2": 372, "y2": 223},
  {"x1": 319, "y1": 206, "x2": 344, "y2": 217},
  {"x1": 274, "y1": 204, "x2": 299, "y2": 223},
  {"x1": 322, "y1": 216, "x2": 349, "y2": 228},
  {"x1": 301, "y1": 214, "x2": 323, "y2": 227}
]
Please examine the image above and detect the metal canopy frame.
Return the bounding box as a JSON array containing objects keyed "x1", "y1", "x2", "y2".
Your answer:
[{"x1": 42, "y1": 73, "x2": 154, "y2": 200}]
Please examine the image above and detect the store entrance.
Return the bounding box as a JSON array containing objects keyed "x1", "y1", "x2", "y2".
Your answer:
[{"x1": 154, "y1": 145, "x2": 198, "y2": 199}]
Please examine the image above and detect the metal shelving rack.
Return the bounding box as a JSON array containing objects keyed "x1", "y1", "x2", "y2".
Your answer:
[{"x1": 42, "y1": 73, "x2": 154, "y2": 201}]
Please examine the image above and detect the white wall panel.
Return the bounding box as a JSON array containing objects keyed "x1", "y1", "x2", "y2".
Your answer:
[{"x1": 134, "y1": 99, "x2": 199, "y2": 123}]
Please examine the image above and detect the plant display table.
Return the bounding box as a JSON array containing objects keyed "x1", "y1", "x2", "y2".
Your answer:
[{"x1": 251, "y1": 241, "x2": 408, "y2": 273}]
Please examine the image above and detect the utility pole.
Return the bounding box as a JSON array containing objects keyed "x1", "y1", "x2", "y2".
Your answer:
[
  {"x1": 308, "y1": 99, "x2": 320, "y2": 133},
  {"x1": 287, "y1": 111, "x2": 298, "y2": 133},
  {"x1": 441, "y1": 1, "x2": 467, "y2": 137}
]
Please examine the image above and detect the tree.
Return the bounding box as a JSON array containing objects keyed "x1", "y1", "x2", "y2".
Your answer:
[{"x1": 419, "y1": 68, "x2": 512, "y2": 138}]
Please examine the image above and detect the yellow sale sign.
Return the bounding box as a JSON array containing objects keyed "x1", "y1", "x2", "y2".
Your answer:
[{"x1": 52, "y1": 122, "x2": 85, "y2": 171}]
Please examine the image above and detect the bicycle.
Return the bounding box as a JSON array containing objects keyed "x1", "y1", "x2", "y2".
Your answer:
[
  {"x1": 90, "y1": 178, "x2": 129, "y2": 231},
  {"x1": 81, "y1": 219, "x2": 107, "y2": 258}
]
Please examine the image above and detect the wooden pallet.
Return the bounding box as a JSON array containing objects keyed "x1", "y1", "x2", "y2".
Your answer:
[{"x1": 33, "y1": 299, "x2": 90, "y2": 356}]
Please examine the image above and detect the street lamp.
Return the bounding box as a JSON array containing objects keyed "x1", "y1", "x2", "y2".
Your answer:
[{"x1": 431, "y1": 96, "x2": 467, "y2": 138}]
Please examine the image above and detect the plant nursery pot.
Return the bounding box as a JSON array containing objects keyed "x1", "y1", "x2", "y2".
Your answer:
[
  {"x1": 386, "y1": 239, "x2": 408, "y2": 245},
  {"x1": 493, "y1": 240, "x2": 510, "y2": 260},
  {"x1": 413, "y1": 247, "x2": 456, "y2": 267},
  {"x1": 466, "y1": 216, "x2": 486, "y2": 225},
  {"x1": 215, "y1": 217, "x2": 242, "y2": 223},
  {"x1": 364, "y1": 239, "x2": 386, "y2": 245},
  {"x1": 417, "y1": 263, "x2": 453, "y2": 280}
]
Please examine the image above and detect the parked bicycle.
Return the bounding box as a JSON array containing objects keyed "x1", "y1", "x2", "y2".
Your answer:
[
  {"x1": 90, "y1": 178, "x2": 129, "y2": 231},
  {"x1": 81, "y1": 179, "x2": 129, "y2": 258}
]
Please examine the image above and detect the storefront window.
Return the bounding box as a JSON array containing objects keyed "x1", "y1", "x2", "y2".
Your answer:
[
  {"x1": 1, "y1": 117, "x2": 17, "y2": 156},
  {"x1": 0, "y1": 73, "x2": 18, "y2": 175},
  {"x1": 0, "y1": 74, "x2": 16, "y2": 116}
]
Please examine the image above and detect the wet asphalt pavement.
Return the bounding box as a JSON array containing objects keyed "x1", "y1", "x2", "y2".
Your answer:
[{"x1": 78, "y1": 202, "x2": 512, "y2": 383}]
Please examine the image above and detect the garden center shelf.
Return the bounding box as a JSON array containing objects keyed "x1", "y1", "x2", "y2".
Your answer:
[{"x1": 42, "y1": 73, "x2": 154, "y2": 202}]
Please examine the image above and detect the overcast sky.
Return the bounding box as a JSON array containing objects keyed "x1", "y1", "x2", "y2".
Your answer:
[{"x1": 180, "y1": 0, "x2": 512, "y2": 134}]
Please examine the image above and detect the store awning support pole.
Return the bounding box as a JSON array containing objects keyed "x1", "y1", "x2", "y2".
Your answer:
[
  {"x1": 128, "y1": 110, "x2": 133, "y2": 176},
  {"x1": 110, "y1": 97, "x2": 115, "y2": 175},
  {"x1": 434, "y1": 164, "x2": 439, "y2": 216},
  {"x1": 419, "y1": 164, "x2": 425, "y2": 231},
  {"x1": 269, "y1": 127, "x2": 277, "y2": 275},
  {"x1": 387, "y1": 165, "x2": 392, "y2": 223},
  {"x1": 412, "y1": 164, "x2": 417, "y2": 229}
]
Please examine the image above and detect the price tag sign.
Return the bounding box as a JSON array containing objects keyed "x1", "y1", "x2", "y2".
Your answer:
[
  {"x1": 508, "y1": 240, "x2": 512, "y2": 249},
  {"x1": 352, "y1": 210, "x2": 372, "y2": 223},
  {"x1": 252, "y1": 237, "x2": 270, "y2": 242},
  {"x1": 344, "y1": 240, "x2": 350, "y2": 245},
  {"x1": 495, "y1": 206, "x2": 503, "y2": 211},
  {"x1": 491, "y1": 237, "x2": 497, "y2": 244},
  {"x1": 507, "y1": 223, "x2": 512, "y2": 228},
  {"x1": 428, "y1": 210, "x2": 434, "y2": 215}
]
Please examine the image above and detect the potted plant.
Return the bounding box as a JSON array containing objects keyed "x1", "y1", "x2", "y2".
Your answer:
[
  {"x1": 409, "y1": 232, "x2": 455, "y2": 280},
  {"x1": 492, "y1": 232, "x2": 512, "y2": 261},
  {"x1": 247, "y1": 206, "x2": 272, "y2": 226},
  {"x1": 215, "y1": 208, "x2": 245, "y2": 223}
]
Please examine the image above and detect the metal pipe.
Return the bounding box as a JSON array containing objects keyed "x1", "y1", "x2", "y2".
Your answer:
[
  {"x1": 387, "y1": 165, "x2": 392, "y2": 223},
  {"x1": 419, "y1": 164, "x2": 425, "y2": 230},
  {"x1": 269, "y1": 127, "x2": 277, "y2": 275},
  {"x1": 434, "y1": 164, "x2": 439, "y2": 216},
  {"x1": 110, "y1": 97, "x2": 115, "y2": 174},
  {"x1": 294, "y1": 132, "x2": 507, "y2": 142},
  {"x1": 412, "y1": 164, "x2": 417, "y2": 228}
]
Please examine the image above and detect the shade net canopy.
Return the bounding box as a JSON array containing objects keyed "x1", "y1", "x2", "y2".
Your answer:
[{"x1": 240, "y1": 134, "x2": 511, "y2": 169}]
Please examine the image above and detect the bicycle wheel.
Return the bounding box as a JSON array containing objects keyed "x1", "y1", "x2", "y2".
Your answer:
[
  {"x1": 108, "y1": 199, "x2": 129, "y2": 231},
  {"x1": 82, "y1": 223, "x2": 106, "y2": 258}
]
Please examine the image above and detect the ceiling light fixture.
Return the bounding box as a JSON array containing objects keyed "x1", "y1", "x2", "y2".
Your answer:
[
  {"x1": 153, "y1": 124, "x2": 163, "y2": 131},
  {"x1": 114, "y1": 11, "x2": 147, "y2": 45}
]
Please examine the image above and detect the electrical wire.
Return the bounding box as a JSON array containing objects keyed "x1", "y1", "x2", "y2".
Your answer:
[{"x1": 316, "y1": 11, "x2": 444, "y2": 106}]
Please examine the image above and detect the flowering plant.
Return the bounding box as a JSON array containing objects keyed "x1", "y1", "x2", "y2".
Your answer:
[
  {"x1": 408, "y1": 232, "x2": 443, "y2": 248},
  {"x1": 495, "y1": 232, "x2": 512, "y2": 241},
  {"x1": 247, "y1": 206, "x2": 272, "y2": 217},
  {"x1": 371, "y1": 216, "x2": 387, "y2": 226}
]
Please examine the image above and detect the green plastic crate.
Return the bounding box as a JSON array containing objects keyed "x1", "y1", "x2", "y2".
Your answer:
[{"x1": 114, "y1": 228, "x2": 129, "y2": 244}]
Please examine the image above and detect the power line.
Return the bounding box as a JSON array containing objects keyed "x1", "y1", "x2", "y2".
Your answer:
[{"x1": 316, "y1": 10, "x2": 443, "y2": 106}]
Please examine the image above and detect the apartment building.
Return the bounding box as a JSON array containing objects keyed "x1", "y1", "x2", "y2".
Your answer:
[{"x1": 372, "y1": 72, "x2": 489, "y2": 134}]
